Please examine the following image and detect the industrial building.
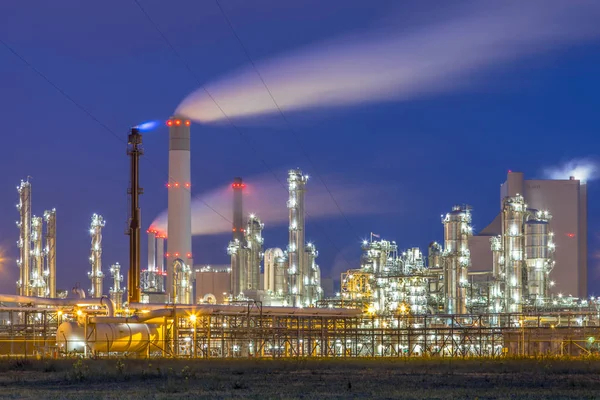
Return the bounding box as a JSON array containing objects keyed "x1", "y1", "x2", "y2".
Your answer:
[
  {"x1": 1, "y1": 120, "x2": 595, "y2": 360},
  {"x1": 469, "y1": 171, "x2": 587, "y2": 298}
]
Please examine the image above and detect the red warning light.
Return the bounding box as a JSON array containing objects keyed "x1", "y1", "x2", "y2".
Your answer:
[
  {"x1": 174, "y1": 182, "x2": 180, "y2": 188},
  {"x1": 175, "y1": 120, "x2": 181, "y2": 126},
  {"x1": 186, "y1": 252, "x2": 192, "y2": 258},
  {"x1": 174, "y1": 252, "x2": 180, "y2": 257},
  {"x1": 232, "y1": 228, "x2": 236, "y2": 232},
  {"x1": 185, "y1": 120, "x2": 191, "y2": 126},
  {"x1": 165, "y1": 252, "x2": 170, "y2": 257},
  {"x1": 184, "y1": 183, "x2": 191, "y2": 188},
  {"x1": 166, "y1": 183, "x2": 172, "y2": 188},
  {"x1": 166, "y1": 120, "x2": 173, "y2": 127},
  {"x1": 567, "y1": 233, "x2": 575, "y2": 238}
]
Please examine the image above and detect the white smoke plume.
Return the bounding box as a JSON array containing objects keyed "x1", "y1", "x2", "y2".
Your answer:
[
  {"x1": 150, "y1": 172, "x2": 395, "y2": 236},
  {"x1": 543, "y1": 158, "x2": 600, "y2": 183},
  {"x1": 177, "y1": 1, "x2": 600, "y2": 123}
]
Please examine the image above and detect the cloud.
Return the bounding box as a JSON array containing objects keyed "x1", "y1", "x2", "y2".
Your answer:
[
  {"x1": 150, "y1": 171, "x2": 395, "y2": 236},
  {"x1": 543, "y1": 157, "x2": 600, "y2": 183},
  {"x1": 176, "y1": 0, "x2": 600, "y2": 123}
]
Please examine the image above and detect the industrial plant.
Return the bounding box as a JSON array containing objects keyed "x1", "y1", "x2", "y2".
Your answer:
[{"x1": 1, "y1": 117, "x2": 597, "y2": 360}]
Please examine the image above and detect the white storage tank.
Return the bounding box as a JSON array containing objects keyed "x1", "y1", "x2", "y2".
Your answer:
[{"x1": 56, "y1": 321, "x2": 162, "y2": 354}]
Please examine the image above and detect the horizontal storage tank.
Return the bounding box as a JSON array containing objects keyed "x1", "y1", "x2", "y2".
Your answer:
[{"x1": 56, "y1": 321, "x2": 162, "y2": 354}]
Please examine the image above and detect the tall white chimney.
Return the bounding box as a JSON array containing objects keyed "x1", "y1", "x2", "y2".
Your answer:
[{"x1": 166, "y1": 115, "x2": 192, "y2": 303}]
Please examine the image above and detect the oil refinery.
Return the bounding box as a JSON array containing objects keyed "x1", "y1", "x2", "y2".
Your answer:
[{"x1": 0, "y1": 117, "x2": 597, "y2": 360}]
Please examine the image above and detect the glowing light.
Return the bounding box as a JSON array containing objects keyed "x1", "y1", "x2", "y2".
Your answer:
[
  {"x1": 189, "y1": 314, "x2": 197, "y2": 323},
  {"x1": 567, "y1": 233, "x2": 575, "y2": 238},
  {"x1": 175, "y1": 119, "x2": 181, "y2": 126},
  {"x1": 76, "y1": 310, "x2": 83, "y2": 316},
  {"x1": 166, "y1": 120, "x2": 173, "y2": 127},
  {"x1": 135, "y1": 120, "x2": 160, "y2": 132}
]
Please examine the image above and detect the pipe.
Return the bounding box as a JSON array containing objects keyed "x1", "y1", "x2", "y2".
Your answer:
[
  {"x1": 0, "y1": 294, "x2": 115, "y2": 317},
  {"x1": 128, "y1": 302, "x2": 362, "y2": 317},
  {"x1": 89, "y1": 308, "x2": 172, "y2": 324}
]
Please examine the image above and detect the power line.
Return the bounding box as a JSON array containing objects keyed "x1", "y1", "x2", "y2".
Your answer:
[
  {"x1": 131, "y1": 0, "x2": 355, "y2": 270},
  {"x1": 0, "y1": 38, "x2": 232, "y2": 227},
  {"x1": 214, "y1": 0, "x2": 362, "y2": 242}
]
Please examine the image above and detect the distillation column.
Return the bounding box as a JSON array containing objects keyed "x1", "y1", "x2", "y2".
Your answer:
[
  {"x1": 30, "y1": 216, "x2": 45, "y2": 297},
  {"x1": 264, "y1": 248, "x2": 284, "y2": 294},
  {"x1": 489, "y1": 236, "x2": 504, "y2": 314},
  {"x1": 44, "y1": 209, "x2": 56, "y2": 298},
  {"x1": 228, "y1": 178, "x2": 246, "y2": 298},
  {"x1": 305, "y1": 243, "x2": 322, "y2": 305},
  {"x1": 287, "y1": 169, "x2": 308, "y2": 307},
  {"x1": 442, "y1": 205, "x2": 472, "y2": 315},
  {"x1": 16, "y1": 180, "x2": 32, "y2": 296},
  {"x1": 166, "y1": 116, "x2": 192, "y2": 304},
  {"x1": 502, "y1": 196, "x2": 526, "y2": 313},
  {"x1": 109, "y1": 262, "x2": 124, "y2": 310},
  {"x1": 524, "y1": 210, "x2": 554, "y2": 302},
  {"x1": 88, "y1": 214, "x2": 105, "y2": 298},
  {"x1": 245, "y1": 214, "x2": 264, "y2": 292}
]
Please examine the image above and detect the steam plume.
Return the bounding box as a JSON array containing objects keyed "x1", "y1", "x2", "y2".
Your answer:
[
  {"x1": 177, "y1": 1, "x2": 600, "y2": 123},
  {"x1": 543, "y1": 158, "x2": 600, "y2": 183},
  {"x1": 150, "y1": 173, "x2": 393, "y2": 236}
]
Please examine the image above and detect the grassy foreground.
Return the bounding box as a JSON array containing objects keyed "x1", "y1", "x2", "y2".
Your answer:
[{"x1": 0, "y1": 357, "x2": 599, "y2": 399}]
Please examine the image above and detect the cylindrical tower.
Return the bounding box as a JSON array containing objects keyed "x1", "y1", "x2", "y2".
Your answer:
[
  {"x1": 166, "y1": 116, "x2": 192, "y2": 304},
  {"x1": 489, "y1": 235, "x2": 504, "y2": 314},
  {"x1": 16, "y1": 180, "x2": 32, "y2": 296},
  {"x1": 275, "y1": 253, "x2": 289, "y2": 297},
  {"x1": 30, "y1": 216, "x2": 45, "y2": 297},
  {"x1": 232, "y1": 178, "x2": 244, "y2": 242},
  {"x1": 442, "y1": 205, "x2": 472, "y2": 315},
  {"x1": 287, "y1": 169, "x2": 308, "y2": 307},
  {"x1": 502, "y1": 196, "x2": 525, "y2": 313},
  {"x1": 245, "y1": 214, "x2": 264, "y2": 292},
  {"x1": 147, "y1": 230, "x2": 156, "y2": 272},
  {"x1": 264, "y1": 248, "x2": 284, "y2": 293},
  {"x1": 524, "y1": 209, "x2": 554, "y2": 302},
  {"x1": 156, "y1": 235, "x2": 165, "y2": 274},
  {"x1": 172, "y1": 258, "x2": 192, "y2": 304},
  {"x1": 126, "y1": 128, "x2": 144, "y2": 304},
  {"x1": 44, "y1": 209, "x2": 56, "y2": 298},
  {"x1": 227, "y1": 239, "x2": 244, "y2": 298},
  {"x1": 305, "y1": 242, "x2": 321, "y2": 305},
  {"x1": 109, "y1": 262, "x2": 124, "y2": 310},
  {"x1": 88, "y1": 213, "x2": 105, "y2": 298}
]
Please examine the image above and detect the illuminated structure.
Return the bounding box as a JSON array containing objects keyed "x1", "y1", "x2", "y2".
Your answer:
[
  {"x1": 141, "y1": 230, "x2": 165, "y2": 295},
  {"x1": 166, "y1": 116, "x2": 192, "y2": 304},
  {"x1": 264, "y1": 248, "x2": 285, "y2": 295},
  {"x1": 442, "y1": 205, "x2": 472, "y2": 315},
  {"x1": 16, "y1": 180, "x2": 32, "y2": 296},
  {"x1": 500, "y1": 171, "x2": 587, "y2": 297},
  {"x1": 228, "y1": 214, "x2": 264, "y2": 300},
  {"x1": 285, "y1": 168, "x2": 323, "y2": 307},
  {"x1": 30, "y1": 216, "x2": 45, "y2": 297},
  {"x1": 88, "y1": 214, "x2": 105, "y2": 298},
  {"x1": 44, "y1": 209, "x2": 57, "y2": 298},
  {"x1": 109, "y1": 262, "x2": 124, "y2": 310}
]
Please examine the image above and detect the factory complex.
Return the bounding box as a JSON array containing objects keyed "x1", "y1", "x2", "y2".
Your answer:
[{"x1": 1, "y1": 117, "x2": 597, "y2": 359}]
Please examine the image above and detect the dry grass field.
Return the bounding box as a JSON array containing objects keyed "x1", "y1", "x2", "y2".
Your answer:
[{"x1": 0, "y1": 357, "x2": 599, "y2": 399}]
